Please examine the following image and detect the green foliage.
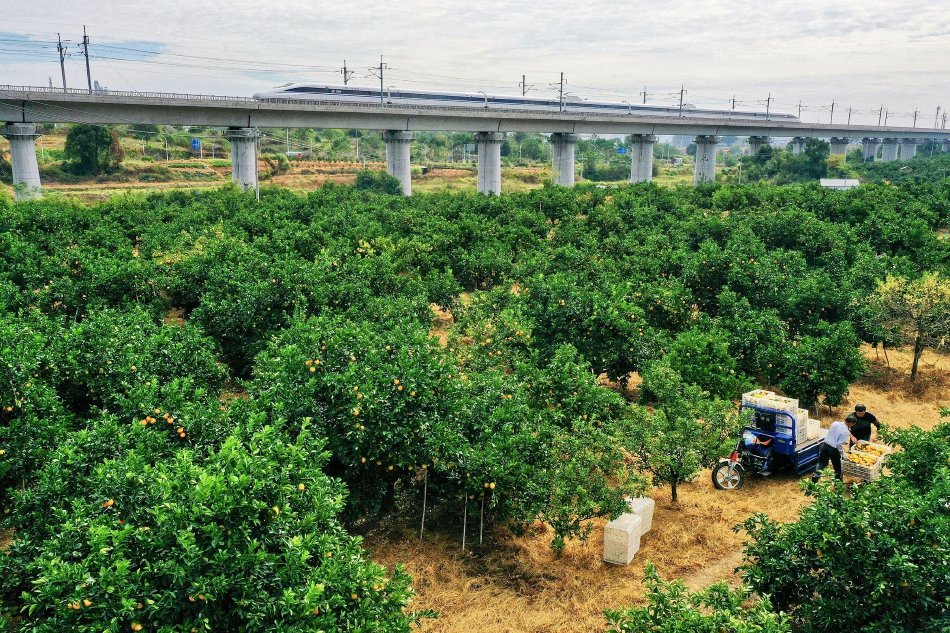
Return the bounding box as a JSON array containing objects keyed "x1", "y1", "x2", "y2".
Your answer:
[
  {"x1": 740, "y1": 419, "x2": 950, "y2": 632},
  {"x1": 64, "y1": 124, "x2": 124, "y2": 175},
  {"x1": 354, "y1": 169, "x2": 403, "y2": 195},
  {"x1": 626, "y1": 365, "x2": 738, "y2": 502},
  {"x1": 776, "y1": 322, "x2": 864, "y2": 408},
  {"x1": 605, "y1": 563, "x2": 791, "y2": 632},
  {"x1": 4, "y1": 425, "x2": 424, "y2": 632}
]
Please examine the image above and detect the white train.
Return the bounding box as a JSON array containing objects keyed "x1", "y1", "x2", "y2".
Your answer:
[{"x1": 253, "y1": 84, "x2": 799, "y2": 122}]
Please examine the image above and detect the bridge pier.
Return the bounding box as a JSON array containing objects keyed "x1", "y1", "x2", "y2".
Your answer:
[
  {"x1": 789, "y1": 137, "x2": 807, "y2": 154},
  {"x1": 693, "y1": 135, "x2": 718, "y2": 184},
  {"x1": 861, "y1": 137, "x2": 880, "y2": 162},
  {"x1": 476, "y1": 132, "x2": 503, "y2": 195},
  {"x1": 629, "y1": 134, "x2": 657, "y2": 183},
  {"x1": 900, "y1": 139, "x2": 917, "y2": 161},
  {"x1": 829, "y1": 137, "x2": 850, "y2": 156},
  {"x1": 550, "y1": 133, "x2": 577, "y2": 186},
  {"x1": 225, "y1": 128, "x2": 260, "y2": 191},
  {"x1": 749, "y1": 136, "x2": 770, "y2": 156},
  {"x1": 2, "y1": 123, "x2": 42, "y2": 200},
  {"x1": 383, "y1": 131, "x2": 413, "y2": 195},
  {"x1": 881, "y1": 138, "x2": 900, "y2": 162}
]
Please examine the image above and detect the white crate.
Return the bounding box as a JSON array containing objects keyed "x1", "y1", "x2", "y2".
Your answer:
[
  {"x1": 762, "y1": 394, "x2": 799, "y2": 413},
  {"x1": 742, "y1": 390, "x2": 774, "y2": 408},
  {"x1": 806, "y1": 418, "x2": 820, "y2": 440},
  {"x1": 624, "y1": 496, "x2": 655, "y2": 535},
  {"x1": 604, "y1": 513, "x2": 643, "y2": 565}
]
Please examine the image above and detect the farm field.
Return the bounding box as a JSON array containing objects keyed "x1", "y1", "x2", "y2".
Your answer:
[{"x1": 0, "y1": 179, "x2": 947, "y2": 631}]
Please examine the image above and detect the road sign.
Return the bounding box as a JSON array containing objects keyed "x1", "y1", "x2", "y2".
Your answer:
[
  {"x1": 616, "y1": 147, "x2": 627, "y2": 154},
  {"x1": 191, "y1": 139, "x2": 201, "y2": 151}
]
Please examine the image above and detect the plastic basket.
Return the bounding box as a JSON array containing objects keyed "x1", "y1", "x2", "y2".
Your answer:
[
  {"x1": 842, "y1": 456, "x2": 883, "y2": 482},
  {"x1": 742, "y1": 390, "x2": 775, "y2": 408},
  {"x1": 762, "y1": 394, "x2": 799, "y2": 413}
]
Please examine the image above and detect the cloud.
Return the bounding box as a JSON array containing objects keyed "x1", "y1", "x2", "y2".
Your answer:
[{"x1": 2, "y1": 0, "x2": 947, "y2": 122}]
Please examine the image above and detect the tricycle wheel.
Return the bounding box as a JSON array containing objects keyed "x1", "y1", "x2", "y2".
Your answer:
[{"x1": 712, "y1": 461, "x2": 745, "y2": 490}]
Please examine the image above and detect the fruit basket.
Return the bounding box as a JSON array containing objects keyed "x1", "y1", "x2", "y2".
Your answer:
[{"x1": 842, "y1": 441, "x2": 891, "y2": 482}]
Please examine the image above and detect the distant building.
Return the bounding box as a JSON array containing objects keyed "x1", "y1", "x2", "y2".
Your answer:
[{"x1": 819, "y1": 178, "x2": 860, "y2": 190}]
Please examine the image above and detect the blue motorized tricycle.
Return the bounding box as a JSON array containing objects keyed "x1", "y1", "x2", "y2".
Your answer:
[{"x1": 712, "y1": 402, "x2": 824, "y2": 490}]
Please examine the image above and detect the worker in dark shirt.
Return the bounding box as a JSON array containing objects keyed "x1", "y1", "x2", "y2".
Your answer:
[{"x1": 845, "y1": 404, "x2": 880, "y2": 443}]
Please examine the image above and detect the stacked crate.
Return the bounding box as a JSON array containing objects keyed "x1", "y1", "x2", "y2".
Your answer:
[
  {"x1": 806, "y1": 418, "x2": 821, "y2": 440},
  {"x1": 604, "y1": 514, "x2": 643, "y2": 565},
  {"x1": 624, "y1": 496, "x2": 655, "y2": 534},
  {"x1": 742, "y1": 390, "x2": 807, "y2": 443}
]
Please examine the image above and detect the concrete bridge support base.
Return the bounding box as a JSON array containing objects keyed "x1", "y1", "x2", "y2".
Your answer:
[
  {"x1": 829, "y1": 137, "x2": 850, "y2": 156},
  {"x1": 861, "y1": 138, "x2": 881, "y2": 162},
  {"x1": 693, "y1": 135, "x2": 718, "y2": 184},
  {"x1": 550, "y1": 133, "x2": 577, "y2": 186},
  {"x1": 629, "y1": 134, "x2": 657, "y2": 183},
  {"x1": 881, "y1": 138, "x2": 900, "y2": 162},
  {"x1": 749, "y1": 136, "x2": 770, "y2": 156},
  {"x1": 789, "y1": 137, "x2": 807, "y2": 154},
  {"x1": 476, "y1": 132, "x2": 503, "y2": 195},
  {"x1": 2, "y1": 123, "x2": 42, "y2": 200},
  {"x1": 900, "y1": 139, "x2": 917, "y2": 161},
  {"x1": 383, "y1": 131, "x2": 413, "y2": 195},
  {"x1": 225, "y1": 128, "x2": 260, "y2": 191}
]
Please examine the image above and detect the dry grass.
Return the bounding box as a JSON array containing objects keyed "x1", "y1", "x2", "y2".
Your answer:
[{"x1": 365, "y1": 343, "x2": 949, "y2": 632}]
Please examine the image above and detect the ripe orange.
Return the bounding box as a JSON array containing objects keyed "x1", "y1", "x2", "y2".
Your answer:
[
  {"x1": 309, "y1": 366, "x2": 316, "y2": 373},
  {"x1": 298, "y1": 483, "x2": 306, "y2": 491},
  {"x1": 131, "y1": 624, "x2": 143, "y2": 631}
]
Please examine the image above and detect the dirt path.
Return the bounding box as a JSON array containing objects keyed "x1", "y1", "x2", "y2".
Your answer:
[{"x1": 682, "y1": 550, "x2": 745, "y2": 591}]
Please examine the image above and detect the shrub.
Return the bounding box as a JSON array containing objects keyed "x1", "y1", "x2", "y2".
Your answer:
[
  {"x1": 605, "y1": 563, "x2": 791, "y2": 632},
  {"x1": 354, "y1": 169, "x2": 403, "y2": 195},
  {"x1": 64, "y1": 124, "x2": 124, "y2": 175}
]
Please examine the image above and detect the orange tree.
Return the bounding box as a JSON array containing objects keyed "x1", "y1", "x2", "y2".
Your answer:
[
  {"x1": 247, "y1": 314, "x2": 645, "y2": 551},
  {"x1": 3, "y1": 423, "x2": 426, "y2": 632},
  {"x1": 626, "y1": 365, "x2": 737, "y2": 503}
]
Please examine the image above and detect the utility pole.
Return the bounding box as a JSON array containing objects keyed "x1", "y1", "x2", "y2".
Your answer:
[
  {"x1": 935, "y1": 106, "x2": 941, "y2": 128},
  {"x1": 370, "y1": 56, "x2": 387, "y2": 105},
  {"x1": 878, "y1": 106, "x2": 884, "y2": 126},
  {"x1": 82, "y1": 26, "x2": 92, "y2": 93},
  {"x1": 731, "y1": 95, "x2": 737, "y2": 115},
  {"x1": 797, "y1": 100, "x2": 803, "y2": 119},
  {"x1": 764, "y1": 93, "x2": 773, "y2": 120},
  {"x1": 678, "y1": 85, "x2": 686, "y2": 117},
  {"x1": 163, "y1": 136, "x2": 169, "y2": 161},
  {"x1": 286, "y1": 128, "x2": 290, "y2": 154},
  {"x1": 943, "y1": 112, "x2": 947, "y2": 129},
  {"x1": 558, "y1": 72, "x2": 564, "y2": 113},
  {"x1": 519, "y1": 74, "x2": 532, "y2": 96},
  {"x1": 884, "y1": 109, "x2": 890, "y2": 125},
  {"x1": 913, "y1": 109, "x2": 919, "y2": 128},
  {"x1": 829, "y1": 101, "x2": 836, "y2": 124},
  {"x1": 847, "y1": 106, "x2": 853, "y2": 125},
  {"x1": 341, "y1": 60, "x2": 354, "y2": 85},
  {"x1": 641, "y1": 86, "x2": 648, "y2": 104},
  {"x1": 56, "y1": 33, "x2": 67, "y2": 91}
]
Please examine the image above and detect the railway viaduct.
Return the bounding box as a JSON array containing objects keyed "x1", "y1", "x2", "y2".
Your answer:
[{"x1": 2, "y1": 86, "x2": 949, "y2": 200}]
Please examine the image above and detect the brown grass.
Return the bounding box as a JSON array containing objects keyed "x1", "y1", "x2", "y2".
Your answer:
[{"x1": 365, "y1": 343, "x2": 949, "y2": 632}]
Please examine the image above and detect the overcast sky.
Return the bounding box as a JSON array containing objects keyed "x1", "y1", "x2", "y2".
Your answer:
[{"x1": 2, "y1": 0, "x2": 948, "y2": 128}]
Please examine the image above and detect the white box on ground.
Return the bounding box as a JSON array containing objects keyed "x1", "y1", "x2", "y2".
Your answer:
[
  {"x1": 604, "y1": 513, "x2": 643, "y2": 565},
  {"x1": 624, "y1": 496, "x2": 655, "y2": 534}
]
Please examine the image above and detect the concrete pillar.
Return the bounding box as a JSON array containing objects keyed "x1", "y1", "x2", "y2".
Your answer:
[
  {"x1": 2, "y1": 123, "x2": 42, "y2": 200},
  {"x1": 629, "y1": 134, "x2": 657, "y2": 183},
  {"x1": 829, "y1": 137, "x2": 850, "y2": 156},
  {"x1": 861, "y1": 138, "x2": 881, "y2": 162},
  {"x1": 550, "y1": 133, "x2": 578, "y2": 186},
  {"x1": 475, "y1": 132, "x2": 503, "y2": 195},
  {"x1": 693, "y1": 135, "x2": 718, "y2": 184},
  {"x1": 900, "y1": 139, "x2": 917, "y2": 161},
  {"x1": 942, "y1": 140, "x2": 950, "y2": 153},
  {"x1": 224, "y1": 127, "x2": 260, "y2": 190},
  {"x1": 881, "y1": 138, "x2": 900, "y2": 162},
  {"x1": 789, "y1": 137, "x2": 807, "y2": 154},
  {"x1": 383, "y1": 131, "x2": 413, "y2": 195},
  {"x1": 749, "y1": 136, "x2": 770, "y2": 156}
]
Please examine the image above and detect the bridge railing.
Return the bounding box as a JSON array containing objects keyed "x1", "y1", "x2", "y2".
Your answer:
[{"x1": 0, "y1": 85, "x2": 255, "y2": 103}]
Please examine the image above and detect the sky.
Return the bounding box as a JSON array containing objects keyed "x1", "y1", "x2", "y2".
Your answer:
[{"x1": 2, "y1": 0, "x2": 949, "y2": 128}]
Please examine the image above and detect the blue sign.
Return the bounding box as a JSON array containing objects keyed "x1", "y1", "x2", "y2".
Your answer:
[
  {"x1": 616, "y1": 147, "x2": 627, "y2": 154},
  {"x1": 191, "y1": 139, "x2": 201, "y2": 151}
]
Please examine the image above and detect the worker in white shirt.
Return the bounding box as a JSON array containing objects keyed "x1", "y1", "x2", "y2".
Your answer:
[{"x1": 811, "y1": 418, "x2": 859, "y2": 483}]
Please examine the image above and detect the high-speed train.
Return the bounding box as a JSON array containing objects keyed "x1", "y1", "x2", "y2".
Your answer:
[{"x1": 252, "y1": 83, "x2": 799, "y2": 122}]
